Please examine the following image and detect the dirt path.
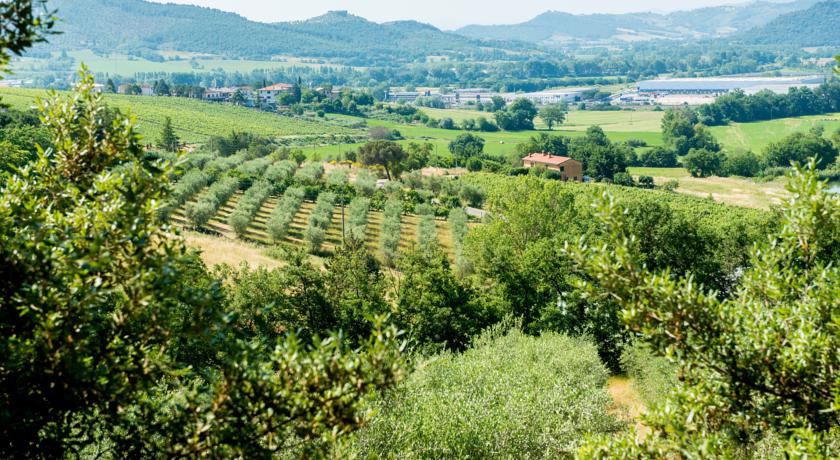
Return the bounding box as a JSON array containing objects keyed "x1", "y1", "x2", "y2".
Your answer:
[{"x1": 607, "y1": 376, "x2": 649, "y2": 440}]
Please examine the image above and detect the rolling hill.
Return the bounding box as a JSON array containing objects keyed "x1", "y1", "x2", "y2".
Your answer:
[
  {"x1": 43, "y1": 0, "x2": 532, "y2": 64},
  {"x1": 734, "y1": 1, "x2": 840, "y2": 46},
  {"x1": 456, "y1": 0, "x2": 819, "y2": 45}
]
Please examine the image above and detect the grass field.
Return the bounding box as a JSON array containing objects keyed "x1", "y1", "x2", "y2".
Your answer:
[
  {"x1": 709, "y1": 113, "x2": 840, "y2": 152},
  {"x1": 0, "y1": 88, "x2": 356, "y2": 143},
  {"x1": 419, "y1": 107, "x2": 664, "y2": 133},
  {"x1": 628, "y1": 167, "x2": 788, "y2": 209}
]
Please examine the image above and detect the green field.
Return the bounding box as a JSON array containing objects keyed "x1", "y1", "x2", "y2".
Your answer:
[
  {"x1": 420, "y1": 107, "x2": 664, "y2": 132},
  {"x1": 709, "y1": 113, "x2": 840, "y2": 152},
  {"x1": 0, "y1": 88, "x2": 356, "y2": 143}
]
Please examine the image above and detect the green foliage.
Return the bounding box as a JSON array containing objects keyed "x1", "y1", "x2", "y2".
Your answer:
[
  {"x1": 620, "y1": 342, "x2": 677, "y2": 406},
  {"x1": 540, "y1": 103, "x2": 567, "y2": 130},
  {"x1": 494, "y1": 98, "x2": 538, "y2": 131},
  {"x1": 573, "y1": 164, "x2": 840, "y2": 458},
  {"x1": 263, "y1": 158, "x2": 297, "y2": 184},
  {"x1": 354, "y1": 168, "x2": 377, "y2": 196},
  {"x1": 266, "y1": 186, "x2": 306, "y2": 242},
  {"x1": 354, "y1": 328, "x2": 620, "y2": 458},
  {"x1": 0, "y1": 1, "x2": 55, "y2": 73},
  {"x1": 518, "y1": 132, "x2": 570, "y2": 156},
  {"x1": 358, "y1": 140, "x2": 407, "y2": 180},
  {"x1": 415, "y1": 203, "x2": 438, "y2": 251},
  {"x1": 683, "y1": 148, "x2": 725, "y2": 178},
  {"x1": 347, "y1": 196, "x2": 370, "y2": 241},
  {"x1": 448, "y1": 207, "x2": 472, "y2": 276},
  {"x1": 380, "y1": 197, "x2": 403, "y2": 266},
  {"x1": 638, "y1": 146, "x2": 678, "y2": 168},
  {"x1": 569, "y1": 126, "x2": 629, "y2": 181},
  {"x1": 305, "y1": 191, "x2": 336, "y2": 252},
  {"x1": 326, "y1": 167, "x2": 349, "y2": 187},
  {"x1": 448, "y1": 133, "x2": 485, "y2": 160},
  {"x1": 662, "y1": 108, "x2": 720, "y2": 156},
  {"x1": 698, "y1": 83, "x2": 840, "y2": 126},
  {"x1": 156, "y1": 116, "x2": 180, "y2": 152},
  {"x1": 722, "y1": 149, "x2": 762, "y2": 177},
  {"x1": 294, "y1": 161, "x2": 325, "y2": 185},
  {"x1": 160, "y1": 167, "x2": 209, "y2": 217},
  {"x1": 228, "y1": 180, "x2": 272, "y2": 238},
  {"x1": 185, "y1": 175, "x2": 239, "y2": 227},
  {"x1": 763, "y1": 130, "x2": 838, "y2": 170},
  {"x1": 0, "y1": 72, "x2": 405, "y2": 456}
]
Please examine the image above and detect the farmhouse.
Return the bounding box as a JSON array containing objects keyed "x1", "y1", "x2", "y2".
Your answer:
[
  {"x1": 258, "y1": 83, "x2": 294, "y2": 104},
  {"x1": 522, "y1": 153, "x2": 583, "y2": 181},
  {"x1": 204, "y1": 87, "x2": 239, "y2": 102}
]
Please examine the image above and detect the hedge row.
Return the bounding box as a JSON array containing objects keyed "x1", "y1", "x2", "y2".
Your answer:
[
  {"x1": 264, "y1": 160, "x2": 297, "y2": 184},
  {"x1": 266, "y1": 187, "x2": 306, "y2": 242},
  {"x1": 294, "y1": 162, "x2": 325, "y2": 185},
  {"x1": 448, "y1": 207, "x2": 471, "y2": 275},
  {"x1": 228, "y1": 180, "x2": 273, "y2": 238}
]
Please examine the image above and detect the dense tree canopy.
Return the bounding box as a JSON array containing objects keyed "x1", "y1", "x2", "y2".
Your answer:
[{"x1": 357, "y1": 140, "x2": 407, "y2": 180}]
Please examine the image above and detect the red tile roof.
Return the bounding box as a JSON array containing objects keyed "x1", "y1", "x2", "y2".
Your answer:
[
  {"x1": 259, "y1": 83, "x2": 293, "y2": 92},
  {"x1": 522, "y1": 153, "x2": 576, "y2": 166}
]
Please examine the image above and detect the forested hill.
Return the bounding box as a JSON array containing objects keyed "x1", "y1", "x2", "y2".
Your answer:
[
  {"x1": 734, "y1": 1, "x2": 840, "y2": 46},
  {"x1": 456, "y1": 0, "x2": 818, "y2": 45},
  {"x1": 44, "y1": 0, "x2": 531, "y2": 64}
]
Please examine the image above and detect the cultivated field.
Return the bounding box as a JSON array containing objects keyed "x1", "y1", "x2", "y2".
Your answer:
[{"x1": 0, "y1": 88, "x2": 356, "y2": 143}]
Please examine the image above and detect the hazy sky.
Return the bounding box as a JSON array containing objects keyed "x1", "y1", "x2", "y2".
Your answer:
[{"x1": 148, "y1": 0, "x2": 766, "y2": 30}]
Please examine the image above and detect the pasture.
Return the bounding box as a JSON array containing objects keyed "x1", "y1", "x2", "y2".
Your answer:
[{"x1": 709, "y1": 113, "x2": 840, "y2": 152}]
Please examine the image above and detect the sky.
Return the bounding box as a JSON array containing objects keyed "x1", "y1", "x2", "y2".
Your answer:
[{"x1": 148, "y1": 0, "x2": 769, "y2": 30}]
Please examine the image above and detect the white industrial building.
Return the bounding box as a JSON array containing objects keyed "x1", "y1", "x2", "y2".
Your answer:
[{"x1": 637, "y1": 75, "x2": 826, "y2": 95}]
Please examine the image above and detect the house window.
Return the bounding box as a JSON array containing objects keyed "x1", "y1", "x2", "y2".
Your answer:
[{"x1": 560, "y1": 166, "x2": 565, "y2": 172}]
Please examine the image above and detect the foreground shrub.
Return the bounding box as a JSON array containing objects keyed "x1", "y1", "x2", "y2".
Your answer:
[{"x1": 353, "y1": 328, "x2": 620, "y2": 458}]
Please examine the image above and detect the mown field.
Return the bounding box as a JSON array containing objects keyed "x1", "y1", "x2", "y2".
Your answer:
[
  {"x1": 628, "y1": 167, "x2": 788, "y2": 209},
  {"x1": 709, "y1": 112, "x2": 840, "y2": 152},
  {"x1": 0, "y1": 88, "x2": 357, "y2": 143},
  {"x1": 419, "y1": 107, "x2": 664, "y2": 133}
]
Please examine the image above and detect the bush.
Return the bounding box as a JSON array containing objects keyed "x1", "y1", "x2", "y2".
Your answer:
[
  {"x1": 354, "y1": 329, "x2": 620, "y2": 458},
  {"x1": 638, "y1": 146, "x2": 678, "y2": 168},
  {"x1": 305, "y1": 192, "x2": 336, "y2": 252},
  {"x1": 294, "y1": 162, "x2": 325, "y2": 185},
  {"x1": 380, "y1": 198, "x2": 403, "y2": 266},
  {"x1": 185, "y1": 176, "x2": 239, "y2": 227},
  {"x1": 466, "y1": 157, "x2": 483, "y2": 172},
  {"x1": 722, "y1": 150, "x2": 762, "y2": 177},
  {"x1": 354, "y1": 168, "x2": 377, "y2": 196},
  {"x1": 326, "y1": 167, "x2": 349, "y2": 187},
  {"x1": 415, "y1": 203, "x2": 438, "y2": 251},
  {"x1": 163, "y1": 168, "x2": 208, "y2": 217},
  {"x1": 266, "y1": 187, "x2": 306, "y2": 242},
  {"x1": 638, "y1": 175, "x2": 655, "y2": 189},
  {"x1": 228, "y1": 180, "x2": 272, "y2": 238},
  {"x1": 683, "y1": 148, "x2": 725, "y2": 178},
  {"x1": 263, "y1": 159, "x2": 297, "y2": 185},
  {"x1": 347, "y1": 197, "x2": 370, "y2": 241},
  {"x1": 613, "y1": 172, "x2": 635, "y2": 187}
]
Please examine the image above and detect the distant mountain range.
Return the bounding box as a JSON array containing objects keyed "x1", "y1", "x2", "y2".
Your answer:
[
  {"x1": 45, "y1": 0, "x2": 530, "y2": 64},
  {"x1": 42, "y1": 0, "x2": 840, "y2": 64},
  {"x1": 456, "y1": 0, "x2": 821, "y2": 45}
]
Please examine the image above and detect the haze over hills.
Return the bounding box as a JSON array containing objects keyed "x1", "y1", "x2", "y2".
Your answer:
[
  {"x1": 45, "y1": 0, "x2": 531, "y2": 64},
  {"x1": 456, "y1": 0, "x2": 820, "y2": 45},
  {"x1": 734, "y1": 1, "x2": 840, "y2": 46}
]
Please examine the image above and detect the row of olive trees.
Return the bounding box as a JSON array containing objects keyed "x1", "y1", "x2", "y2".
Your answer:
[
  {"x1": 415, "y1": 203, "x2": 438, "y2": 251},
  {"x1": 228, "y1": 180, "x2": 273, "y2": 238},
  {"x1": 263, "y1": 159, "x2": 298, "y2": 183},
  {"x1": 294, "y1": 161, "x2": 325, "y2": 185},
  {"x1": 448, "y1": 207, "x2": 472, "y2": 276},
  {"x1": 266, "y1": 186, "x2": 306, "y2": 242},
  {"x1": 347, "y1": 197, "x2": 370, "y2": 241},
  {"x1": 185, "y1": 176, "x2": 239, "y2": 227},
  {"x1": 305, "y1": 192, "x2": 337, "y2": 252},
  {"x1": 380, "y1": 198, "x2": 403, "y2": 266}
]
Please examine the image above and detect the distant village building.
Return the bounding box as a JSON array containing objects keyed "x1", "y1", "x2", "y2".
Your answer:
[
  {"x1": 203, "y1": 87, "x2": 239, "y2": 102},
  {"x1": 258, "y1": 83, "x2": 293, "y2": 104},
  {"x1": 522, "y1": 153, "x2": 583, "y2": 182}
]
